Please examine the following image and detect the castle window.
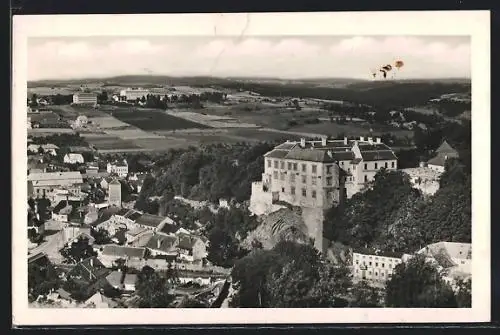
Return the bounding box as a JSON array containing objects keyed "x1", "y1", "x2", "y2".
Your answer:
[
  {"x1": 382, "y1": 263, "x2": 385, "y2": 268},
  {"x1": 280, "y1": 172, "x2": 285, "y2": 181},
  {"x1": 312, "y1": 165, "x2": 317, "y2": 173},
  {"x1": 374, "y1": 163, "x2": 378, "y2": 169},
  {"x1": 312, "y1": 178, "x2": 317, "y2": 186},
  {"x1": 326, "y1": 165, "x2": 333, "y2": 174},
  {"x1": 274, "y1": 160, "x2": 278, "y2": 168},
  {"x1": 302, "y1": 175, "x2": 307, "y2": 183},
  {"x1": 280, "y1": 161, "x2": 285, "y2": 169},
  {"x1": 281, "y1": 187, "x2": 285, "y2": 193},
  {"x1": 288, "y1": 162, "x2": 293, "y2": 170},
  {"x1": 267, "y1": 160, "x2": 272, "y2": 168},
  {"x1": 302, "y1": 164, "x2": 307, "y2": 172},
  {"x1": 326, "y1": 176, "x2": 333, "y2": 186},
  {"x1": 291, "y1": 186, "x2": 296, "y2": 195},
  {"x1": 369, "y1": 261, "x2": 372, "y2": 266},
  {"x1": 391, "y1": 161, "x2": 395, "y2": 168},
  {"x1": 293, "y1": 163, "x2": 298, "y2": 171},
  {"x1": 375, "y1": 262, "x2": 378, "y2": 267},
  {"x1": 385, "y1": 162, "x2": 388, "y2": 168},
  {"x1": 302, "y1": 188, "x2": 307, "y2": 197},
  {"x1": 364, "y1": 163, "x2": 368, "y2": 170},
  {"x1": 312, "y1": 190, "x2": 317, "y2": 198},
  {"x1": 290, "y1": 174, "x2": 296, "y2": 182},
  {"x1": 364, "y1": 175, "x2": 368, "y2": 182},
  {"x1": 340, "y1": 161, "x2": 344, "y2": 166}
]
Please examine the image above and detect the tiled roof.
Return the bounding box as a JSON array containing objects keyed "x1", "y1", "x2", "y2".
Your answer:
[
  {"x1": 123, "y1": 273, "x2": 137, "y2": 286},
  {"x1": 101, "y1": 245, "x2": 146, "y2": 258},
  {"x1": 435, "y1": 140, "x2": 458, "y2": 154},
  {"x1": 27, "y1": 171, "x2": 83, "y2": 182},
  {"x1": 360, "y1": 150, "x2": 397, "y2": 161},
  {"x1": 177, "y1": 235, "x2": 199, "y2": 251},
  {"x1": 427, "y1": 154, "x2": 447, "y2": 167},
  {"x1": 126, "y1": 227, "x2": 148, "y2": 237},
  {"x1": 68, "y1": 256, "x2": 110, "y2": 282},
  {"x1": 333, "y1": 151, "x2": 355, "y2": 161},
  {"x1": 105, "y1": 271, "x2": 123, "y2": 287},
  {"x1": 135, "y1": 213, "x2": 165, "y2": 228},
  {"x1": 284, "y1": 149, "x2": 336, "y2": 163},
  {"x1": 161, "y1": 223, "x2": 181, "y2": 235},
  {"x1": 353, "y1": 247, "x2": 404, "y2": 259},
  {"x1": 145, "y1": 233, "x2": 177, "y2": 253},
  {"x1": 264, "y1": 150, "x2": 289, "y2": 159}
]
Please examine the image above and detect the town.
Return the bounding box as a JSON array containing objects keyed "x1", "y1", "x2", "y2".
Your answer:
[
  {"x1": 27, "y1": 75, "x2": 472, "y2": 309},
  {"x1": 22, "y1": 30, "x2": 476, "y2": 312}
]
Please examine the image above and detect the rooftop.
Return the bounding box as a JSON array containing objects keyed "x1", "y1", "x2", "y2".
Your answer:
[
  {"x1": 135, "y1": 213, "x2": 166, "y2": 228},
  {"x1": 145, "y1": 233, "x2": 177, "y2": 253},
  {"x1": 101, "y1": 245, "x2": 146, "y2": 258},
  {"x1": 353, "y1": 247, "x2": 405, "y2": 259},
  {"x1": 435, "y1": 140, "x2": 458, "y2": 155},
  {"x1": 27, "y1": 171, "x2": 83, "y2": 182}
]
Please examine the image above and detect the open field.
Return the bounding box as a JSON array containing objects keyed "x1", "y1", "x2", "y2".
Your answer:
[
  {"x1": 28, "y1": 87, "x2": 77, "y2": 96},
  {"x1": 103, "y1": 128, "x2": 165, "y2": 140},
  {"x1": 167, "y1": 110, "x2": 260, "y2": 128},
  {"x1": 287, "y1": 122, "x2": 414, "y2": 138},
  {"x1": 85, "y1": 135, "x2": 141, "y2": 151},
  {"x1": 88, "y1": 116, "x2": 132, "y2": 129},
  {"x1": 111, "y1": 109, "x2": 211, "y2": 131},
  {"x1": 28, "y1": 128, "x2": 75, "y2": 136},
  {"x1": 229, "y1": 128, "x2": 306, "y2": 141}
]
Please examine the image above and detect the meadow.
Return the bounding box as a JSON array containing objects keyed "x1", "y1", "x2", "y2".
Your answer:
[{"x1": 110, "y1": 108, "x2": 211, "y2": 131}]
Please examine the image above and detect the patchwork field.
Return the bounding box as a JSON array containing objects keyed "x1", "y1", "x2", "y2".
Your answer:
[
  {"x1": 28, "y1": 87, "x2": 77, "y2": 96},
  {"x1": 287, "y1": 122, "x2": 414, "y2": 138},
  {"x1": 111, "y1": 109, "x2": 211, "y2": 131},
  {"x1": 167, "y1": 110, "x2": 260, "y2": 128},
  {"x1": 229, "y1": 128, "x2": 305, "y2": 142},
  {"x1": 85, "y1": 135, "x2": 141, "y2": 151}
]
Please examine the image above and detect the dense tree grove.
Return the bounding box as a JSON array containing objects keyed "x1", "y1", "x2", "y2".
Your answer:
[
  {"x1": 135, "y1": 266, "x2": 175, "y2": 308},
  {"x1": 324, "y1": 161, "x2": 471, "y2": 253},
  {"x1": 230, "y1": 241, "x2": 351, "y2": 307},
  {"x1": 136, "y1": 142, "x2": 275, "y2": 205},
  {"x1": 28, "y1": 261, "x2": 60, "y2": 302},
  {"x1": 385, "y1": 254, "x2": 458, "y2": 307}
]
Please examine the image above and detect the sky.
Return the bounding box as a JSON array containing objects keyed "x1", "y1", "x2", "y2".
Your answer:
[{"x1": 27, "y1": 36, "x2": 471, "y2": 81}]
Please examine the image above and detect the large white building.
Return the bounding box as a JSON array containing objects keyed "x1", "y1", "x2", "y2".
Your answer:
[
  {"x1": 107, "y1": 160, "x2": 128, "y2": 177},
  {"x1": 119, "y1": 88, "x2": 150, "y2": 102},
  {"x1": 27, "y1": 171, "x2": 83, "y2": 199},
  {"x1": 249, "y1": 136, "x2": 398, "y2": 251},
  {"x1": 352, "y1": 242, "x2": 471, "y2": 290},
  {"x1": 64, "y1": 153, "x2": 85, "y2": 164},
  {"x1": 73, "y1": 93, "x2": 97, "y2": 105}
]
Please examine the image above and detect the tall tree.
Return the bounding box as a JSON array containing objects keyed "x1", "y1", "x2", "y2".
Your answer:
[{"x1": 385, "y1": 254, "x2": 457, "y2": 307}]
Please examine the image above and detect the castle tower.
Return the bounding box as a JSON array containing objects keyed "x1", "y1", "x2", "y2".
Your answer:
[{"x1": 108, "y1": 179, "x2": 122, "y2": 207}]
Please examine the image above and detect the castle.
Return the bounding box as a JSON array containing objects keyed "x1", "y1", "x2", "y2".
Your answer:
[{"x1": 249, "y1": 136, "x2": 398, "y2": 252}]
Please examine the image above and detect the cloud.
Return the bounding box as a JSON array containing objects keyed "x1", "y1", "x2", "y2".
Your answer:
[{"x1": 27, "y1": 36, "x2": 471, "y2": 80}]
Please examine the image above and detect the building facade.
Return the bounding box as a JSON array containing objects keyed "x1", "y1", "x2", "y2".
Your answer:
[
  {"x1": 73, "y1": 93, "x2": 98, "y2": 105},
  {"x1": 27, "y1": 171, "x2": 83, "y2": 199},
  {"x1": 108, "y1": 179, "x2": 122, "y2": 207},
  {"x1": 119, "y1": 88, "x2": 150, "y2": 102},
  {"x1": 249, "y1": 137, "x2": 398, "y2": 252},
  {"x1": 107, "y1": 160, "x2": 129, "y2": 177},
  {"x1": 64, "y1": 153, "x2": 85, "y2": 164},
  {"x1": 352, "y1": 248, "x2": 407, "y2": 284},
  {"x1": 426, "y1": 140, "x2": 459, "y2": 173}
]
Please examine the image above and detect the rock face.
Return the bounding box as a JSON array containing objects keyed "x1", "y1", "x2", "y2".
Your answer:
[{"x1": 241, "y1": 207, "x2": 308, "y2": 250}]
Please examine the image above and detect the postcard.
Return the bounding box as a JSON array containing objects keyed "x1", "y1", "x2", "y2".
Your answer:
[{"x1": 12, "y1": 11, "x2": 490, "y2": 326}]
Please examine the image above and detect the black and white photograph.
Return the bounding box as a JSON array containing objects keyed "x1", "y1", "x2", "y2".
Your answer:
[{"x1": 12, "y1": 11, "x2": 490, "y2": 325}]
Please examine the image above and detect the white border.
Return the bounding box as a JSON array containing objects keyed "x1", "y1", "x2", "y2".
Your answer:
[{"x1": 12, "y1": 11, "x2": 491, "y2": 325}]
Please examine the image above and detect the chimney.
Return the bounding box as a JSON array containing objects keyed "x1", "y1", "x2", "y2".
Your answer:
[
  {"x1": 376, "y1": 137, "x2": 381, "y2": 144},
  {"x1": 344, "y1": 137, "x2": 348, "y2": 145},
  {"x1": 321, "y1": 137, "x2": 327, "y2": 146},
  {"x1": 360, "y1": 136, "x2": 364, "y2": 142},
  {"x1": 300, "y1": 138, "x2": 306, "y2": 147},
  {"x1": 368, "y1": 137, "x2": 373, "y2": 145}
]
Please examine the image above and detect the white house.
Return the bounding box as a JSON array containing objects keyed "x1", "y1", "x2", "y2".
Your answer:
[
  {"x1": 352, "y1": 248, "x2": 408, "y2": 284},
  {"x1": 64, "y1": 153, "x2": 85, "y2": 164},
  {"x1": 107, "y1": 160, "x2": 129, "y2": 177}
]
